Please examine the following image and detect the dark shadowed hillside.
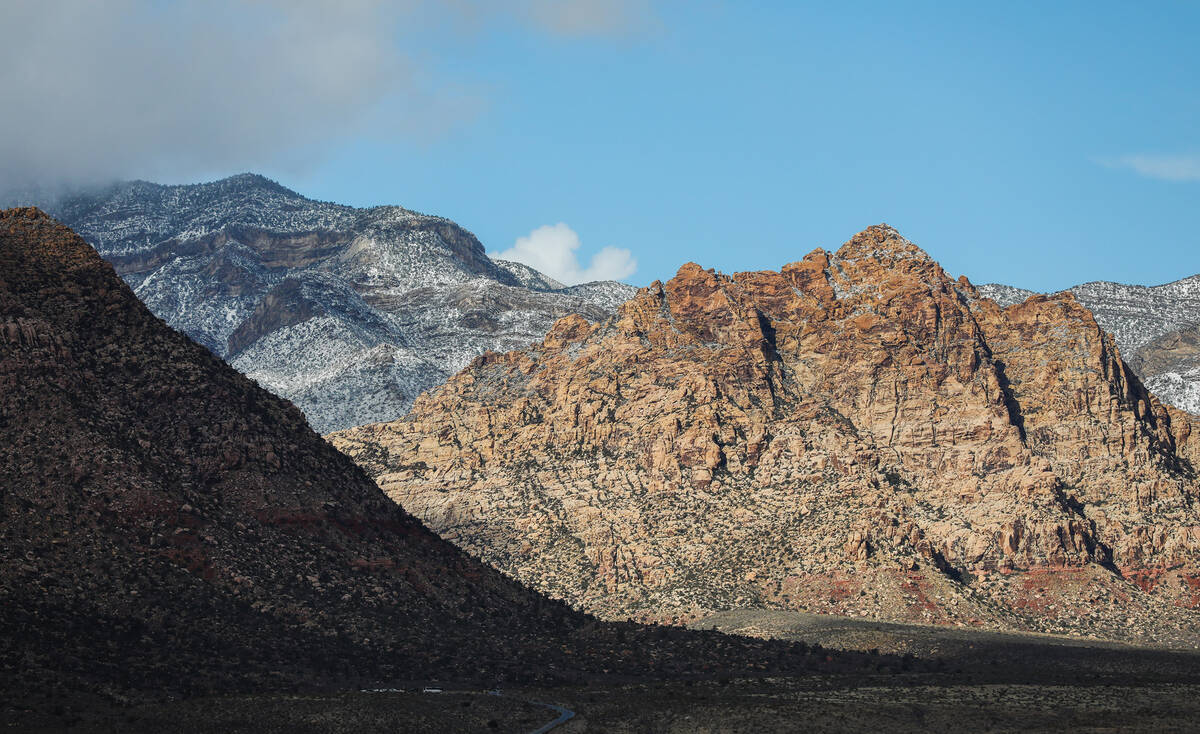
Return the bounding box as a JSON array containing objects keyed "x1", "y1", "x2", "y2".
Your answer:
[{"x1": 0, "y1": 208, "x2": 836, "y2": 714}]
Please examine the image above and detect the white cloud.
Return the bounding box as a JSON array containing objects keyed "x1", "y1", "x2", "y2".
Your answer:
[
  {"x1": 492, "y1": 223, "x2": 638, "y2": 284},
  {"x1": 1102, "y1": 153, "x2": 1200, "y2": 182},
  {"x1": 0, "y1": 0, "x2": 655, "y2": 189},
  {"x1": 0, "y1": 1, "x2": 428, "y2": 187}
]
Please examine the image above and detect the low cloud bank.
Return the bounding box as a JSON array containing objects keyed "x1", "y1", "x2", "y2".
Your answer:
[{"x1": 0, "y1": 0, "x2": 655, "y2": 189}]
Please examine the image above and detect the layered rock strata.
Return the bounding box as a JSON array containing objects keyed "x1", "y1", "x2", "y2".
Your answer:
[
  {"x1": 332, "y1": 226, "x2": 1200, "y2": 644},
  {"x1": 9, "y1": 175, "x2": 635, "y2": 431}
]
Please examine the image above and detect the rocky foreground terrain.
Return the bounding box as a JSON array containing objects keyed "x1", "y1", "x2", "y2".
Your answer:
[
  {"x1": 8, "y1": 175, "x2": 634, "y2": 431},
  {"x1": 333, "y1": 225, "x2": 1200, "y2": 645},
  {"x1": 979, "y1": 275, "x2": 1200, "y2": 415},
  {"x1": 0, "y1": 208, "x2": 862, "y2": 717}
]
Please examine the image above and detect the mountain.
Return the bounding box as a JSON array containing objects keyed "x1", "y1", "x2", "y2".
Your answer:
[
  {"x1": 15, "y1": 174, "x2": 635, "y2": 432},
  {"x1": 0, "y1": 208, "x2": 829, "y2": 709},
  {"x1": 978, "y1": 275, "x2": 1200, "y2": 415},
  {"x1": 331, "y1": 225, "x2": 1200, "y2": 645}
]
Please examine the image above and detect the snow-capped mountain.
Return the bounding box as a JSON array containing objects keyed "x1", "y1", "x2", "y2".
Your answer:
[
  {"x1": 19, "y1": 174, "x2": 637, "y2": 431},
  {"x1": 978, "y1": 275, "x2": 1200, "y2": 415}
]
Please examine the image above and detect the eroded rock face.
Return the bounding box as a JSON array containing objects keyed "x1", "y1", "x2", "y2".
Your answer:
[
  {"x1": 979, "y1": 275, "x2": 1200, "y2": 416},
  {"x1": 331, "y1": 225, "x2": 1200, "y2": 644}
]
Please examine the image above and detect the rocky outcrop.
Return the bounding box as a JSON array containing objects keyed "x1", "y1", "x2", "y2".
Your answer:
[
  {"x1": 11, "y1": 174, "x2": 636, "y2": 431},
  {"x1": 0, "y1": 208, "x2": 829, "y2": 709},
  {"x1": 332, "y1": 225, "x2": 1200, "y2": 644},
  {"x1": 979, "y1": 274, "x2": 1200, "y2": 415}
]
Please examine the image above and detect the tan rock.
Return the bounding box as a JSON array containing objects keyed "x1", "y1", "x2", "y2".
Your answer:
[{"x1": 331, "y1": 225, "x2": 1200, "y2": 642}]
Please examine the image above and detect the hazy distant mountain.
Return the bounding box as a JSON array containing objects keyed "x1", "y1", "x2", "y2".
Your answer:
[
  {"x1": 978, "y1": 275, "x2": 1200, "y2": 414},
  {"x1": 13, "y1": 174, "x2": 635, "y2": 432}
]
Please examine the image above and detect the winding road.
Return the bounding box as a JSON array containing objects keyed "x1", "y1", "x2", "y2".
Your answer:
[
  {"x1": 521, "y1": 698, "x2": 575, "y2": 733},
  {"x1": 485, "y1": 690, "x2": 575, "y2": 734}
]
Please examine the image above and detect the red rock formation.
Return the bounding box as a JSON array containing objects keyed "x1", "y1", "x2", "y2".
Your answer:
[{"x1": 332, "y1": 226, "x2": 1200, "y2": 644}]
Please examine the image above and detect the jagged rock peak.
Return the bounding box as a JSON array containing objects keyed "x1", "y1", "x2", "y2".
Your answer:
[
  {"x1": 1, "y1": 205, "x2": 52, "y2": 221},
  {"x1": 834, "y1": 224, "x2": 933, "y2": 263},
  {"x1": 332, "y1": 225, "x2": 1200, "y2": 644},
  {"x1": 1, "y1": 206, "x2": 104, "y2": 271},
  {"x1": 643, "y1": 226, "x2": 957, "y2": 330},
  {"x1": 674, "y1": 261, "x2": 709, "y2": 276},
  {"x1": 666, "y1": 225, "x2": 937, "y2": 293},
  {"x1": 1, "y1": 206, "x2": 58, "y2": 228}
]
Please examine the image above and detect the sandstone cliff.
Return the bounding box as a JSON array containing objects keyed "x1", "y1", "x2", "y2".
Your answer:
[
  {"x1": 979, "y1": 275, "x2": 1200, "y2": 416},
  {"x1": 331, "y1": 226, "x2": 1200, "y2": 644}
]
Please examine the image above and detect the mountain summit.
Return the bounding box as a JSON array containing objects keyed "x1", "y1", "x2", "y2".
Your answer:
[
  {"x1": 18, "y1": 175, "x2": 635, "y2": 431},
  {"x1": 332, "y1": 225, "x2": 1200, "y2": 644}
]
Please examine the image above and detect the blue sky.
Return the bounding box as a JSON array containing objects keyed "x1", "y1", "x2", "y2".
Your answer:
[{"x1": 5, "y1": 1, "x2": 1198, "y2": 290}]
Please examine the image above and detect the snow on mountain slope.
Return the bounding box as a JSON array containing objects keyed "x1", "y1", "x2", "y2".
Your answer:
[
  {"x1": 1068, "y1": 276, "x2": 1200, "y2": 355},
  {"x1": 978, "y1": 275, "x2": 1200, "y2": 415},
  {"x1": 49, "y1": 174, "x2": 358, "y2": 257},
  {"x1": 1146, "y1": 369, "x2": 1200, "y2": 416},
  {"x1": 972, "y1": 283, "x2": 1036, "y2": 308},
  {"x1": 493, "y1": 258, "x2": 566, "y2": 290},
  {"x1": 19, "y1": 174, "x2": 638, "y2": 431}
]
